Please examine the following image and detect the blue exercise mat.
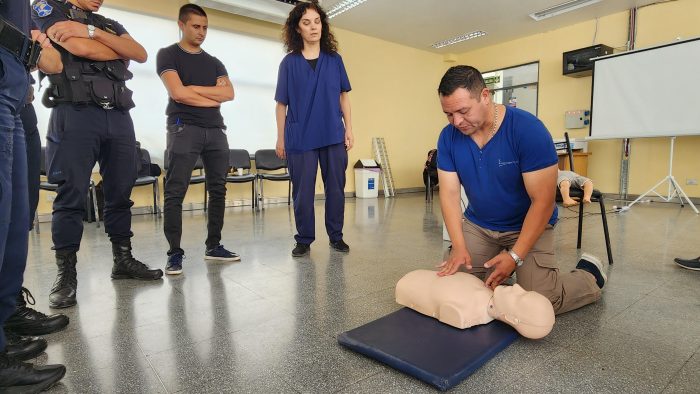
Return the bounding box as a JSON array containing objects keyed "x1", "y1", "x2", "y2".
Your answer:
[{"x1": 338, "y1": 307, "x2": 520, "y2": 391}]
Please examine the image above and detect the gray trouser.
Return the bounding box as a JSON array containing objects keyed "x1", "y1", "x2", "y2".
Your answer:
[
  {"x1": 462, "y1": 219, "x2": 601, "y2": 314},
  {"x1": 163, "y1": 124, "x2": 229, "y2": 254}
]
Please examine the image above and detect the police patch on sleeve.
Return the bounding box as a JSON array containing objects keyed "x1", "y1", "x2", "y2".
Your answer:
[{"x1": 32, "y1": 0, "x2": 54, "y2": 18}]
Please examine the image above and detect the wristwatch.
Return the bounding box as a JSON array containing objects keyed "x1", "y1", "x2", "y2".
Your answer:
[
  {"x1": 508, "y1": 249, "x2": 524, "y2": 267},
  {"x1": 87, "y1": 24, "x2": 96, "y2": 39}
]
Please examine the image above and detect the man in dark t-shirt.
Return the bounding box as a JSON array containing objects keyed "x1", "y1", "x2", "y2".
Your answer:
[{"x1": 157, "y1": 4, "x2": 238, "y2": 275}]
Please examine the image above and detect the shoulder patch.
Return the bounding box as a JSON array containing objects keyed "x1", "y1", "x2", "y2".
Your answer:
[{"x1": 32, "y1": 0, "x2": 54, "y2": 18}]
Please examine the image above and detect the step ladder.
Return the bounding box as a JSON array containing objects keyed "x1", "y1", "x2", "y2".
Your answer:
[{"x1": 372, "y1": 137, "x2": 396, "y2": 197}]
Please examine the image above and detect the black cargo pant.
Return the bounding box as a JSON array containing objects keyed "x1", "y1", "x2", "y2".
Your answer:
[
  {"x1": 163, "y1": 123, "x2": 229, "y2": 255},
  {"x1": 46, "y1": 104, "x2": 138, "y2": 252}
]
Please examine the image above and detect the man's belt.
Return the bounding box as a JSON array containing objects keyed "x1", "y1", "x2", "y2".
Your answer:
[{"x1": 0, "y1": 18, "x2": 41, "y2": 69}]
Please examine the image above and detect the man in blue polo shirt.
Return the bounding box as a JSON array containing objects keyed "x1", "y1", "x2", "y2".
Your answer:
[{"x1": 435, "y1": 65, "x2": 605, "y2": 315}]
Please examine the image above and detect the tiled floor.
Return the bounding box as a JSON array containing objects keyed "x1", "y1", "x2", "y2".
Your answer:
[{"x1": 21, "y1": 194, "x2": 700, "y2": 393}]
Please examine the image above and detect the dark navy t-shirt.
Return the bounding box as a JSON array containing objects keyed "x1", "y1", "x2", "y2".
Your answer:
[
  {"x1": 437, "y1": 106, "x2": 559, "y2": 232},
  {"x1": 1, "y1": 1, "x2": 32, "y2": 35},
  {"x1": 156, "y1": 43, "x2": 228, "y2": 129}
]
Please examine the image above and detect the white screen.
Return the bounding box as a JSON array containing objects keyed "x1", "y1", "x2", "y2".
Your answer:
[
  {"x1": 590, "y1": 37, "x2": 700, "y2": 139},
  {"x1": 32, "y1": 6, "x2": 286, "y2": 163}
]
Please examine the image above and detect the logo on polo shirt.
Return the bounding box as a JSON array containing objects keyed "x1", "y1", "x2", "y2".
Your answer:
[{"x1": 498, "y1": 159, "x2": 519, "y2": 167}]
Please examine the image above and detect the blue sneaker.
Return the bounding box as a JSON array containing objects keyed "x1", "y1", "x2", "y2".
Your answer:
[
  {"x1": 165, "y1": 253, "x2": 184, "y2": 275},
  {"x1": 205, "y1": 245, "x2": 241, "y2": 262}
]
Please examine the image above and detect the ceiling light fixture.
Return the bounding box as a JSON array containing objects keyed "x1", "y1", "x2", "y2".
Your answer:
[
  {"x1": 529, "y1": 0, "x2": 603, "y2": 21},
  {"x1": 328, "y1": 0, "x2": 369, "y2": 18},
  {"x1": 431, "y1": 30, "x2": 487, "y2": 49}
]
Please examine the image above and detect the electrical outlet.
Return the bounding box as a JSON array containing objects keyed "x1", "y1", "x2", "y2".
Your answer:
[{"x1": 687, "y1": 178, "x2": 698, "y2": 185}]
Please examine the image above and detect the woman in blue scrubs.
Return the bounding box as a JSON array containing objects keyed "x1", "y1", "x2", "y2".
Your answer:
[{"x1": 275, "y1": 1, "x2": 354, "y2": 257}]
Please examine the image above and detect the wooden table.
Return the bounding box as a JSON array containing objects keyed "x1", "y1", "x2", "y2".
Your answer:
[{"x1": 557, "y1": 151, "x2": 590, "y2": 177}]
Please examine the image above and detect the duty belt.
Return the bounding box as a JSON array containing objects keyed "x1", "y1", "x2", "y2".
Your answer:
[{"x1": 0, "y1": 18, "x2": 41, "y2": 69}]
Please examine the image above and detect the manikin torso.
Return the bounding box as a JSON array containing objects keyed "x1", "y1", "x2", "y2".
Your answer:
[{"x1": 396, "y1": 270, "x2": 555, "y2": 339}]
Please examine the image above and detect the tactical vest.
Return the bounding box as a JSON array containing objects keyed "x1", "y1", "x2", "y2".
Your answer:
[{"x1": 42, "y1": 0, "x2": 134, "y2": 110}]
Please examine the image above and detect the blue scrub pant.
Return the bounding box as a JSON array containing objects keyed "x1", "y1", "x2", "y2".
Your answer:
[
  {"x1": 0, "y1": 49, "x2": 30, "y2": 351},
  {"x1": 46, "y1": 104, "x2": 137, "y2": 252},
  {"x1": 287, "y1": 143, "x2": 347, "y2": 245}
]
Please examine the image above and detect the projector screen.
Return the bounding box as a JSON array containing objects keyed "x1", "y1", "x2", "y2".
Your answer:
[
  {"x1": 590, "y1": 37, "x2": 700, "y2": 140},
  {"x1": 31, "y1": 6, "x2": 286, "y2": 164}
]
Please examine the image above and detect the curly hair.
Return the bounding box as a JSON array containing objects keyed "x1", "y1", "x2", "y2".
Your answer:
[{"x1": 282, "y1": 1, "x2": 338, "y2": 53}]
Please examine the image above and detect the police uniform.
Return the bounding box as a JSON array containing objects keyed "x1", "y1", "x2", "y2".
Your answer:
[{"x1": 32, "y1": 0, "x2": 162, "y2": 309}]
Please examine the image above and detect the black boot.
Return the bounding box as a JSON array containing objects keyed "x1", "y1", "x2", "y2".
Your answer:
[
  {"x1": 4, "y1": 331, "x2": 47, "y2": 361},
  {"x1": 111, "y1": 241, "x2": 163, "y2": 280},
  {"x1": 0, "y1": 352, "x2": 65, "y2": 393},
  {"x1": 49, "y1": 251, "x2": 78, "y2": 309},
  {"x1": 5, "y1": 288, "x2": 69, "y2": 336}
]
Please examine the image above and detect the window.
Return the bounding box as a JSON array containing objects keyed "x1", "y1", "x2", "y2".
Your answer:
[{"x1": 482, "y1": 62, "x2": 539, "y2": 116}]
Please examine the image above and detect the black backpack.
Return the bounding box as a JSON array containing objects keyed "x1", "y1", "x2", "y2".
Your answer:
[{"x1": 423, "y1": 149, "x2": 438, "y2": 188}]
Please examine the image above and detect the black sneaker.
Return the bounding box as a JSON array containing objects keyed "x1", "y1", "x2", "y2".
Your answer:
[
  {"x1": 4, "y1": 331, "x2": 47, "y2": 361},
  {"x1": 292, "y1": 243, "x2": 310, "y2": 257},
  {"x1": 165, "y1": 252, "x2": 184, "y2": 275},
  {"x1": 674, "y1": 256, "x2": 700, "y2": 271},
  {"x1": 0, "y1": 352, "x2": 66, "y2": 393},
  {"x1": 5, "y1": 288, "x2": 69, "y2": 336},
  {"x1": 204, "y1": 245, "x2": 241, "y2": 262},
  {"x1": 576, "y1": 253, "x2": 607, "y2": 289},
  {"x1": 329, "y1": 239, "x2": 350, "y2": 253}
]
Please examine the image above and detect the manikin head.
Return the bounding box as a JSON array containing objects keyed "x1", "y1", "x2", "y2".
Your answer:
[
  {"x1": 489, "y1": 284, "x2": 555, "y2": 339},
  {"x1": 438, "y1": 65, "x2": 493, "y2": 137},
  {"x1": 178, "y1": 4, "x2": 208, "y2": 48},
  {"x1": 395, "y1": 270, "x2": 555, "y2": 339},
  {"x1": 69, "y1": 0, "x2": 103, "y2": 12}
]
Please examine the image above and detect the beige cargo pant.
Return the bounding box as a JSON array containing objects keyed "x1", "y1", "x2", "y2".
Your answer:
[{"x1": 462, "y1": 219, "x2": 601, "y2": 315}]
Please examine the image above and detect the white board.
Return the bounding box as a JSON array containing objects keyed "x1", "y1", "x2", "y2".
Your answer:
[{"x1": 590, "y1": 37, "x2": 700, "y2": 139}]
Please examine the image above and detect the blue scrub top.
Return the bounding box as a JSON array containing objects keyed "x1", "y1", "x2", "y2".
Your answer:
[
  {"x1": 275, "y1": 51, "x2": 351, "y2": 153},
  {"x1": 437, "y1": 106, "x2": 559, "y2": 232}
]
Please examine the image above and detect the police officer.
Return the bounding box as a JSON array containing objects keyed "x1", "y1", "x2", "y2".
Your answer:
[
  {"x1": 0, "y1": 1, "x2": 67, "y2": 390},
  {"x1": 32, "y1": 0, "x2": 163, "y2": 310}
]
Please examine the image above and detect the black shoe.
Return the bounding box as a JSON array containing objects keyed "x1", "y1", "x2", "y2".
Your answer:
[
  {"x1": 576, "y1": 253, "x2": 607, "y2": 289},
  {"x1": 4, "y1": 332, "x2": 47, "y2": 361},
  {"x1": 111, "y1": 241, "x2": 164, "y2": 280},
  {"x1": 0, "y1": 352, "x2": 65, "y2": 393},
  {"x1": 674, "y1": 256, "x2": 700, "y2": 271},
  {"x1": 292, "y1": 243, "x2": 310, "y2": 257},
  {"x1": 5, "y1": 288, "x2": 69, "y2": 336},
  {"x1": 49, "y1": 251, "x2": 78, "y2": 309},
  {"x1": 329, "y1": 239, "x2": 350, "y2": 253}
]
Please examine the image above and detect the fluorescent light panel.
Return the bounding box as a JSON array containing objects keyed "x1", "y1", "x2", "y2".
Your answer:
[
  {"x1": 529, "y1": 0, "x2": 603, "y2": 21},
  {"x1": 431, "y1": 30, "x2": 487, "y2": 49},
  {"x1": 328, "y1": 0, "x2": 369, "y2": 18}
]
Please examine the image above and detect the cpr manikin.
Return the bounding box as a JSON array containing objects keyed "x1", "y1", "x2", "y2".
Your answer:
[{"x1": 396, "y1": 270, "x2": 555, "y2": 339}]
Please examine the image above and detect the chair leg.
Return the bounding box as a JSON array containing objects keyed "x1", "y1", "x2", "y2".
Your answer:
[
  {"x1": 152, "y1": 183, "x2": 158, "y2": 216},
  {"x1": 251, "y1": 181, "x2": 256, "y2": 210},
  {"x1": 259, "y1": 179, "x2": 265, "y2": 210},
  {"x1": 155, "y1": 181, "x2": 162, "y2": 217},
  {"x1": 34, "y1": 210, "x2": 40, "y2": 234},
  {"x1": 598, "y1": 197, "x2": 614, "y2": 265},
  {"x1": 426, "y1": 177, "x2": 431, "y2": 202},
  {"x1": 90, "y1": 182, "x2": 100, "y2": 228},
  {"x1": 287, "y1": 180, "x2": 291, "y2": 206},
  {"x1": 576, "y1": 198, "x2": 584, "y2": 249}
]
